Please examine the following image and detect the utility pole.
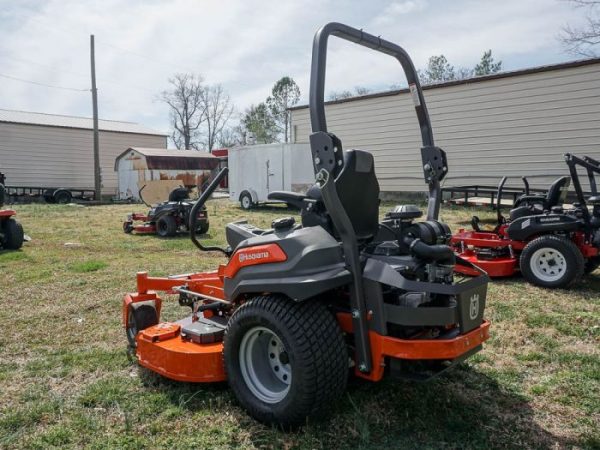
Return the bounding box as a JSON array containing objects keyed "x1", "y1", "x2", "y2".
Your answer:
[{"x1": 90, "y1": 34, "x2": 101, "y2": 202}]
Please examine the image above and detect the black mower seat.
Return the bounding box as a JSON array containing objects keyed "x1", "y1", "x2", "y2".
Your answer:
[
  {"x1": 510, "y1": 176, "x2": 570, "y2": 221},
  {"x1": 514, "y1": 176, "x2": 570, "y2": 210},
  {"x1": 509, "y1": 204, "x2": 544, "y2": 221},
  {"x1": 335, "y1": 149, "x2": 380, "y2": 242}
]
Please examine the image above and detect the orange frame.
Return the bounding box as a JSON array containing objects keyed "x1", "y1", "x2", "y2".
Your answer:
[{"x1": 123, "y1": 250, "x2": 491, "y2": 384}]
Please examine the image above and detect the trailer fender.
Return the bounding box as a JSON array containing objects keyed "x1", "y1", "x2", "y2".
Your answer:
[{"x1": 239, "y1": 189, "x2": 258, "y2": 204}]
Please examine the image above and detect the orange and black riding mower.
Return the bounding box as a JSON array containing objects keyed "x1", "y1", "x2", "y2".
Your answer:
[
  {"x1": 452, "y1": 154, "x2": 600, "y2": 288},
  {"x1": 0, "y1": 173, "x2": 24, "y2": 250},
  {"x1": 123, "y1": 186, "x2": 209, "y2": 237},
  {"x1": 123, "y1": 23, "x2": 490, "y2": 427}
]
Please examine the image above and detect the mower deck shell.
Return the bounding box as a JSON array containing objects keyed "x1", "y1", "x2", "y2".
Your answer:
[
  {"x1": 137, "y1": 325, "x2": 226, "y2": 383},
  {"x1": 0, "y1": 209, "x2": 16, "y2": 218},
  {"x1": 451, "y1": 228, "x2": 523, "y2": 277}
]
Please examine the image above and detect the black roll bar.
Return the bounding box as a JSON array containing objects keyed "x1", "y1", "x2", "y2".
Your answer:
[
  {"x1": 309, "y1": 22, "x2": 444, "y2": 220},
  {"x1": 189, "y1": 167, "x2": 229, "y2": 256},
  {"x1": 309, "y1": 23, "x2": 433, "y2": 145},
  {"x1": 564, "y1": 153, "x2": 600, "y2": 227},
  {"x1": 496, "y1": 176, "x2": 508, "y2": 224}
]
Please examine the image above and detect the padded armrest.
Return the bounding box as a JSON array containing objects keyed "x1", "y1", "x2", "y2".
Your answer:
[{"x1": 267, "y1": 191, "x2": 306, "y2": 210}]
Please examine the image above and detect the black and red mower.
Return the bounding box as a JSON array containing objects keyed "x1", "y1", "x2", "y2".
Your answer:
[
  {"x1": 451, "y1": 153, "x2": 600, "y2": 288},
  {"x1": 123, "y1": 186, "x2": 209, "y2": 237},
  {"x1": 0, "y1": 172, "x2": 24, "y2": 251},
  {"x1": 123, "y1": 22, "x2": 490, "y2": 427}
]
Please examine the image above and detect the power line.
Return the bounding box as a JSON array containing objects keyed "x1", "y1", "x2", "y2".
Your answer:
[{"x1": 0, "y1": 72, "x2": 89, "y2": 92}]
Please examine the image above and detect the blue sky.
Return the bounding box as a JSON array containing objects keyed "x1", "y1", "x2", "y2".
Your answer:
[{"x1": 0, "y1": 0, "x2": 591, "y2": 136}]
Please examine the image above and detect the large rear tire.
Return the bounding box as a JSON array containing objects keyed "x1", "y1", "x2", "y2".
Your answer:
[
  {"x1": 2, "y1": 218, "x2": 24, "y2": 250},
  {"x1": 156, "y1": 215, "x2": 177, "y2": 237},
  {"x1": 520, "y1": 235, "x2": 584, "y2": 288},
  {"x1": 224, "y1": 295, "x2": 348, "y2": 428}
]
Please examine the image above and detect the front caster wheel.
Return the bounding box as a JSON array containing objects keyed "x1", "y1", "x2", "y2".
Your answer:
[
  {"x1": 126, "y1": 301, "x2": 158, "y2": 348},
  {"x1": 520, "y1": 235, "x2": 584, "y2": 288},
  {"x1": 223, "y1": 295, "x2": 348, "y2": 428}
]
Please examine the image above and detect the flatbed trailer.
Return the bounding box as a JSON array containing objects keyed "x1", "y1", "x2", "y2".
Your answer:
[
  {"x1": 442, "y1": 175, "x2": 588, "y2": 209},
  {"x1": 4, "y1": 185, "x2": 96, "y2": 204},
  {"x1": 443, "y1": 184, "x2": 546, "y2": 208}
]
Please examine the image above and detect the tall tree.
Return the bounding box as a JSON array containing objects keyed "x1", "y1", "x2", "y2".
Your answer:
[
  {"x1": 266, "y1": 76, "x2": 300, "y2": 143},
  {"x1": 242, "y1": 103, "x2": 278, "y2": 144},
  {"x1": 201, "y1": 84, "x2": 234, "y2": 151},
  {"x1": 160, "y1": 73, "x2": 206, "y2": 149},
  {"x1": 561, "y1": 0, "x2": 600, "y2": 56},
  {"x1": 474, "y1": 50, "x2": 502, "y2": 76},
  {"x1": 418, "y1": 55, "x2": 456, "y2": 84}
]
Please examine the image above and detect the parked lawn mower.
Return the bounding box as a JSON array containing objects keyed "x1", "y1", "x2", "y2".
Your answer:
[
  {"x1": 123, "y1": 23, "x2": 490, "y2": 427},
  {"x1": 0, "y1": 172, "x2": 24, "y2": 250},
  {"x1": 452, "y1": 154, "x2": 600, "y2": 288},
  {"x1": 123, "y1": 186, "x2": 209, "y2": 237}
]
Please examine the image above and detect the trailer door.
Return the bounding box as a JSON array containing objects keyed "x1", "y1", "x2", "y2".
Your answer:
[{"x1": 265, "y1": 146, "x2": 284, "y2": 197}]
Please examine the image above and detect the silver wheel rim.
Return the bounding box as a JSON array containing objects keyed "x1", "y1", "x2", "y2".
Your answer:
[
  {"x1": 239, "y1": 326, "x2": 291, "y2": 404},
  {"x1": 530, "y1": 247, "x2": 567, "y2": 282},
  {"x1": 242, "y1": 196, "x2": 251, "y2": 209}
]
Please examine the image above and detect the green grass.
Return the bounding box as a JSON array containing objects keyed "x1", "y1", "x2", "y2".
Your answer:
[{"x1": 0, "y1": 200, "x2": 598, "y2": 449}]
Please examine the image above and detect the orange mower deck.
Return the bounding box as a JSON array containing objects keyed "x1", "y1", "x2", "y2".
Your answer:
[{"x1": 125, "y1": 271, "x2": 490, "y2": 384}]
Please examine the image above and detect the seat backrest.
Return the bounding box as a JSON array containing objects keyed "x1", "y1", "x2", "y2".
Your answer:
[
  {"x1": 168, "y1": 187, "x2": 189, "y2": 202},
  {"x1": 335, "y1": 150, "x2": 380, "y2": 241},
  {"x1": 546, "y1": 176, "x2": 570, "y2": 208}
]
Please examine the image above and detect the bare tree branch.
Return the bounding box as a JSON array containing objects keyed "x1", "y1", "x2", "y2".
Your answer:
[
  {"x1": 160, "y1": 73, "x2": 206, "y2": 149},
  {"x1": 560, "y1": 0, "x2": 600, "y2": 57}
]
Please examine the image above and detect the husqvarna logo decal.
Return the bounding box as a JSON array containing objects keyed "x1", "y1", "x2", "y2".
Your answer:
[
  {"x1": 469, "y1": 294, "x2": 480, "y2": 320},
  {"x1": 239, "y1": 251, "x2": 270, "y2": 263}
]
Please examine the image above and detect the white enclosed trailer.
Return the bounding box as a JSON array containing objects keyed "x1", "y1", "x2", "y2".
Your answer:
[{"x1": 228, "y1": 143, "x2": 314, "y2": 209}]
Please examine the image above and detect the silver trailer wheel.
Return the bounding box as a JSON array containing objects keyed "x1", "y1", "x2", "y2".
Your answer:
[
  {"x1": 240, "y1": 193, "x2": 253, "y2": 210},
  {"x1": 239, "y1": 326, "x2": 291, "y2": 404}
]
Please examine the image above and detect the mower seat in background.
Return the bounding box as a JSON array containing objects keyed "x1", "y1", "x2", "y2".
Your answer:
[
  {"x1": 168, "y1": 187, "x2": 190, "y2": 202},
  {"x1": 514, "y1": 176, "x2": 570, "y2": 210},
  {"x1": 510, "y1": 176, "x2": 570, "y2": 221},
  {"x1": 509, "y1": 204, "x2": 544, "y2": 221}
]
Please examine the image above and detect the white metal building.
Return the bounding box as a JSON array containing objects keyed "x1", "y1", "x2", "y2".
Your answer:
[
  {"x1": 290, "y1": 58, "x2": 600, "y2": 196},
  {"x1": 0, "y1": 109, "x2": 167, "y2": 197}
]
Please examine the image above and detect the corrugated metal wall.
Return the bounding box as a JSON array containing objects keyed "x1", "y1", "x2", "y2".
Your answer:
[
  {"x1": 0, "y1": 123, "x2": 166, "y2": 195},
  {"x1": 291, "y1": 61, "x2": 600, "y2": 193}
]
